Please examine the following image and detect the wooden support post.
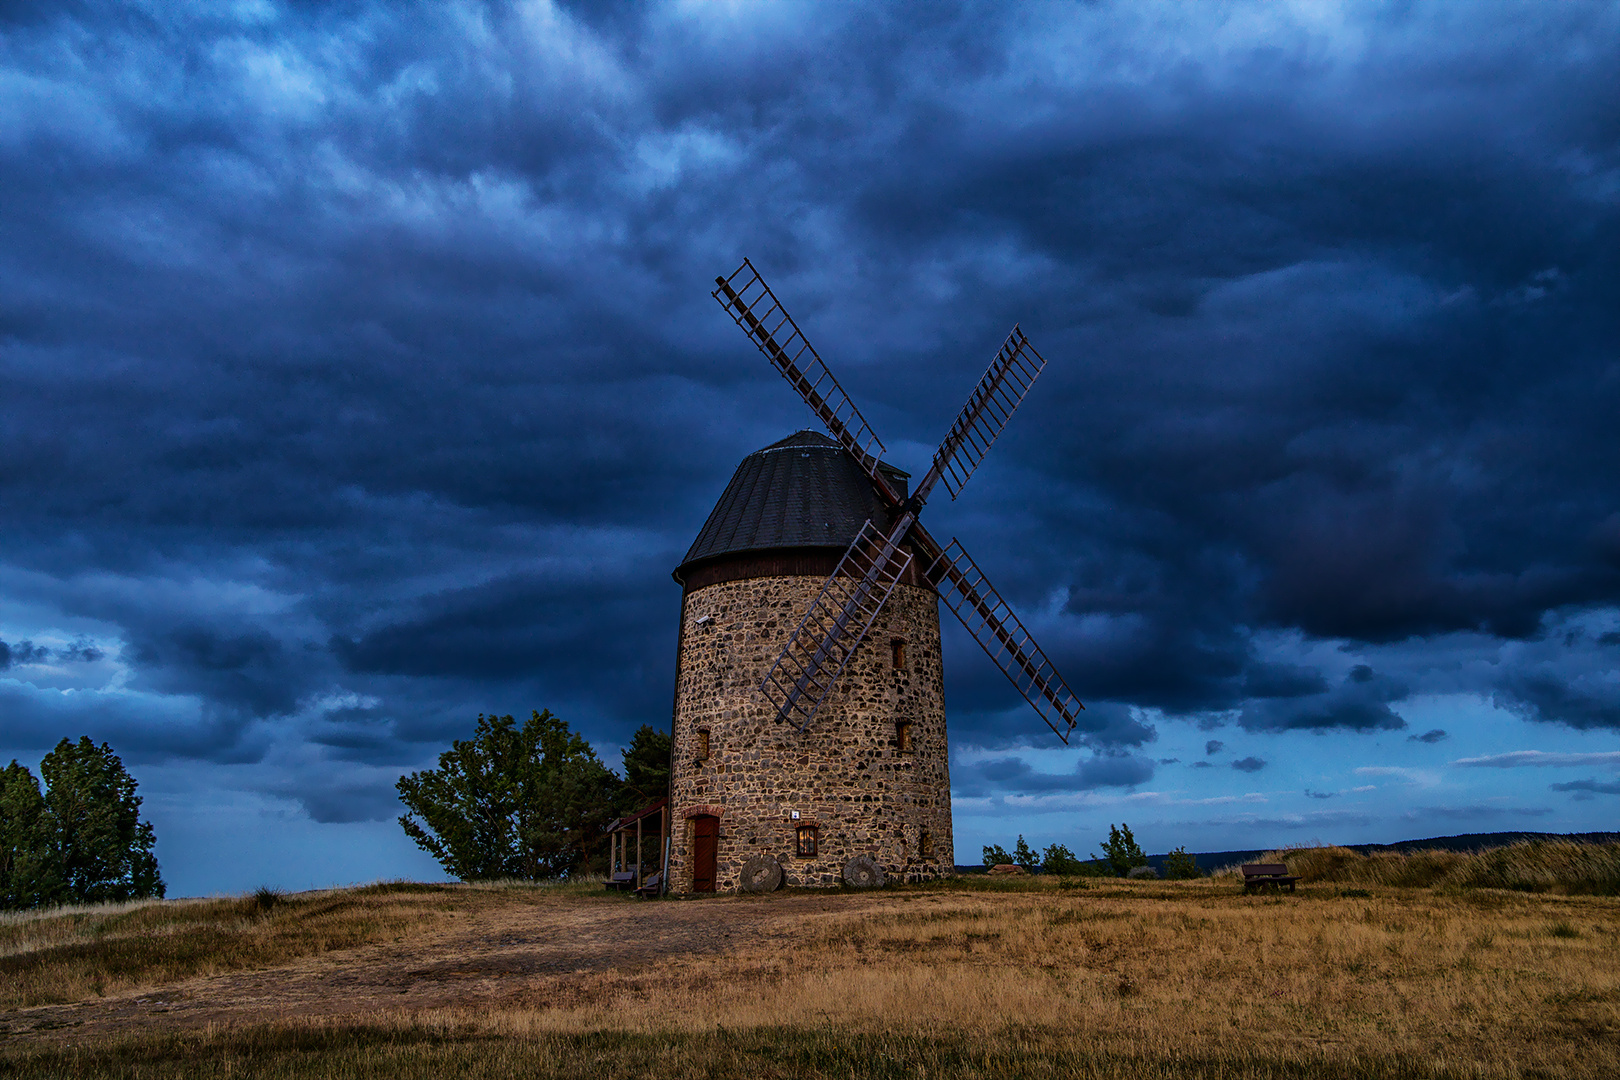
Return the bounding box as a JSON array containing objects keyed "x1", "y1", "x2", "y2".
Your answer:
[{"x1": 636, "y1": 816, "x2": 644, "y2": 889}]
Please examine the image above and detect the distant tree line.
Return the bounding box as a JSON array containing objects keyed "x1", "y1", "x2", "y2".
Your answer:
[
  {"x1": 396, "y1": 710, "x2": 670, "y2": 881},
  {"x1": 0, "y1": 737, "x2": 165, "y2": 910},
  {"x1": 983, "y1": 823, "x2": 1204, "y2": 879}
]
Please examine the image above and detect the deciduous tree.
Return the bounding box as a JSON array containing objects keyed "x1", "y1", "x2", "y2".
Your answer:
[
  {"x1": 396, "y1": 710, "x2": 620, "y2": 881},
  {"x1": 0, "y1": 761, "x2": 59, "y2": 909},
  {"x1": 1095, "y1": 822, "x2": 1148, "y2": 877},
  {"x1": 39, "y1": 737, "x2": 165, "y2": 904},
  {"x1": 1, "y1": 739, "x2": 164, "y2": 910}
]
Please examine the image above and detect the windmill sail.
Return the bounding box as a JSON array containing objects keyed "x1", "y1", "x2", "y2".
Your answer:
[
  {"x1": 759, "y1": 516, "x2": 915, "y2": 730},
  {"x1": 713, "y1": 261, "x2": 898, "y2": 500},
  {"x1": 927, "y1": 538, "x2": 1083, "y2": 743},
  {"x1": 715, "y1": 257, "x2": 1084, "y2": 745},
  {"x1": 915, "y1": 326, "x2": 1047, "y2": 504}
]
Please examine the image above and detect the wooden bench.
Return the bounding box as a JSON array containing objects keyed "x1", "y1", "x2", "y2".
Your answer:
[
  {"x1": 605, "y1": 871, "x2": 637, "y2": 892},
  {"x1": 634, "y1": 871, "x2": 664, "y2": 898},
  {"x1": 1241, "y1": 863, "x2": 1300, "y2": 893}
]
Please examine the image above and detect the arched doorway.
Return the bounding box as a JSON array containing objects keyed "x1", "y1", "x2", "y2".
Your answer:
[{"x1": 691, "y1": 815, "x2": 719, "y2": 892}]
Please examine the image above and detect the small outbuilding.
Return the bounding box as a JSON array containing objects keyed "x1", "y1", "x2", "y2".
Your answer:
[{"x1": 605, "y1": 797, "x2": 669, "y2": 896}]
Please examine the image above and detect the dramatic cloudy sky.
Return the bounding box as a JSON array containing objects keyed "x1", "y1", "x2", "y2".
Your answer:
[{"x1": 3, "y1": 1, "x2": 1619, "y2": 894}]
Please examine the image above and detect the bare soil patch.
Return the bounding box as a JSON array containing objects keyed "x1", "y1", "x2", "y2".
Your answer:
[{"x1": 0, "y1": 887, "x2": 896, "y2": 1044}]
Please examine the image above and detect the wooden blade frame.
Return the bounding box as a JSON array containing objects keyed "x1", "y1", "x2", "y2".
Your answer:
[
  {"x1": 713, "y1": 261, "x2": 895, "y2": 495},
  {"x1": 712, "y1": 257, "x2": 1084, "y2": 744},
  {"x1": 914, "y1": 326, "x2": 1046, "y2": 504},
  {"x1": 759, "y1": 516, "x2": 915, "y2": 731},
  {"x1": 927, "y1": 537, "x2": 1083, "y2": 743}
]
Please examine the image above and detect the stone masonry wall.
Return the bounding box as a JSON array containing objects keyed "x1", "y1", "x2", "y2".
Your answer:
[{"x1": 668, "y1": 573, "x2": 954, "y2": 893}]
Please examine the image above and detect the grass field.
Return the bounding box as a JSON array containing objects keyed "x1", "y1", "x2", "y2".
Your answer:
[{"x1": 2, "y1": 847, "x2": 1617, "y2": 1078}]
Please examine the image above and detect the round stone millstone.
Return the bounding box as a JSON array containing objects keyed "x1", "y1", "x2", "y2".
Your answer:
[
  {"x1": 739, "y1": 854, "x2": 783, "y2": 893},
  {"x1": 842, "y1": 854, "x2": 886, "y2": 889}
]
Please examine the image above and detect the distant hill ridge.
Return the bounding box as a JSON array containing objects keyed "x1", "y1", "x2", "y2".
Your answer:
[{"x1": 955, "y1": 831, "x2": 1620, "y2": 875}]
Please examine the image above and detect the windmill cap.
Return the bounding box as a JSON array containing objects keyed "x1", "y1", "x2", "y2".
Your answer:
[{"x1": 674, "y1": 430, "x2": 910, "y2": 583}]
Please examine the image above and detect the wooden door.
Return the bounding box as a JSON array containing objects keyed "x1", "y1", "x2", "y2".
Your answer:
[{"x1": 692, "y1": 815, "x2": 718, "y2": 893}]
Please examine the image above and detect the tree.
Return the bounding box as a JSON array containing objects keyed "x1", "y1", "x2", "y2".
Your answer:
[
  {"x1": 39, "y1": 738, "x2": 165, "y2": 904},
  {"x1": 1041, "y1": 842, "x2": 1089, "y2": 876},
  {"x1": 1, "y1": 739, "x2": 165, "y2": 910},
  {"x1": 982, "y1": 842, "x2": 1014, "y2": 868},
  {"x1": 616, "y1": 724, "x2": 671, "y2": 814},
  {"x1": 397, "y1": 710, "x2": 620, "y2": 881},
  {"x1": 1013, "y1": 835, "x2": 1040, "y2": 872},
  {"x1": 1, "y1": 761, "x2": 60, "y2": 909},
  {"x1": 1094, "y1": 822, "x2": 1148, "y2": 877}
]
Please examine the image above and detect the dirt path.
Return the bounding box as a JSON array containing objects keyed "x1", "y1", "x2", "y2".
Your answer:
[{"x1": 2, "y1": 890, "x2": 909, "y2": 1043}]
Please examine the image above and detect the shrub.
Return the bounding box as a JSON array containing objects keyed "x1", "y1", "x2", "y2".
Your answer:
[
  {"x1": 1041, "y1": 843, "x2": 1089, "y2": 876},
  {"x1": 982, "y1": 836, "x2": 1042, "y2": 872},
  {"x1": 1163, "y1": 846, "x2": 1202, "y2": 879}
]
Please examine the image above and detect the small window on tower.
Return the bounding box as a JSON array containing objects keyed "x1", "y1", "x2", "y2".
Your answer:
[
  {"x1": 891, "y1": 639, "x2": 906, "y2": 670},
  {"x1": 696, "y1": 729, "x2": 710, "y2": 761},
  {"x1": 796, "y1": 824, "x2": 819, "y2": 858},
  {"x1": 919, "y1": 830, "x2": 934, "y2": 858},
  {"x1": 896, "y1": 721, "x2": 913, "y2": 753}
]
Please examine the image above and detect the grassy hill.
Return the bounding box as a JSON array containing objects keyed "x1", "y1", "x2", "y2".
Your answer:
[{"x1": 2, "y1": 848, "x2": 1618, "y2": 1078}]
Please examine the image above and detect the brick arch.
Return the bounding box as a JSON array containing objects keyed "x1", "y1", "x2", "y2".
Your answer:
[{"x1": 682, "y1": 804, "x2": 725, "y2": 819}]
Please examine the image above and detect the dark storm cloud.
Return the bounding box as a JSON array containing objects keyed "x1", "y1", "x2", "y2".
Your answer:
[
  {"x1": 1551, "y1": 779, "x2": 1620, "y2": 796},
  {"x1": 1239, "y1": 665, "x2": 1409, "y2": 733},
  {"x1": 953, "y1": 752, "x2": 1154, "y2": 798},
  {"x1": 129, "y1": 625, "x2": 301, "y2": 718},
  {"x1": 1204, "y1": 740, "x2": 1223, "y2": 756},
  {"x1": 2, "y1": 0, "x2": 1620, "y2": 831},
  {"x1": 1230, "y1": 757, "x2": 1267, "y2": 774},
  {"x1": 1495, "y1": 668, "x2": 1620, "y2": 731},
  {"x1": 1408, "y1": 729, "x2": 1448, "y2": 744},
  {"x1": 291, "y1": 780, "x2": 405, "y2": 826},
  {"x1": 332, "y1": 567, "x2": 679, "y2": 718}
]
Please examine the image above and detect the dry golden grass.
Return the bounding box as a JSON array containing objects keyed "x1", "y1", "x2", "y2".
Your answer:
[
  {"x1": 453, "y1": 879, "x2": 1620, "y2": 1069},
  {"x1": 0, "y1": 879, "x2": 610, "y2": 1010},
  {"x1": 1240, "y1": 839, "x2": 1620, "y2": 893},
  {"x1": 2, "y1": 864, "x2": 1618, "y2": 1078}
]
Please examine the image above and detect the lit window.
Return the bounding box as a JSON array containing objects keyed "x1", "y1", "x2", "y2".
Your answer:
[
  {"x1": 891, "y1": 639, "x2": 906, "y2": 670},
  {"x1": 796, "y1": 824, "x2": 818, "y2": 857},
  {"x1": 696, "y1": 729, "x2": 710, "y2": 761},
  {"x1": 896, "y1": 721, "x2": 913, "y2": 753}
]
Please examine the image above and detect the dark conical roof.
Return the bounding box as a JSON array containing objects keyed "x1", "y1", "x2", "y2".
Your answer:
[{"x1": 675, "y1": 431, "x2": 909, "y2": 581}]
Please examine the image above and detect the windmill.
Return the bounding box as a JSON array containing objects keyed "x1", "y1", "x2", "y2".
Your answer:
[
  {"x1": 711, "y1": 259, "x2": 1085, "y2": 745},
  {"x1": 662, "y1": 260, "x2": 1084, "y2": 894}
]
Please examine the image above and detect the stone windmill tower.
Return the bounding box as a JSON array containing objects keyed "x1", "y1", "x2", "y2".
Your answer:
[{"x1": 666, "y1": 261, "x2": 1084, "y2": 894}]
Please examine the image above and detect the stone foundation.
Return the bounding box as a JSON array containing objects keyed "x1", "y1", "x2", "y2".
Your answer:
[{"x1": 668, "y1": 573, "x2": 954, "y2": 893}]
